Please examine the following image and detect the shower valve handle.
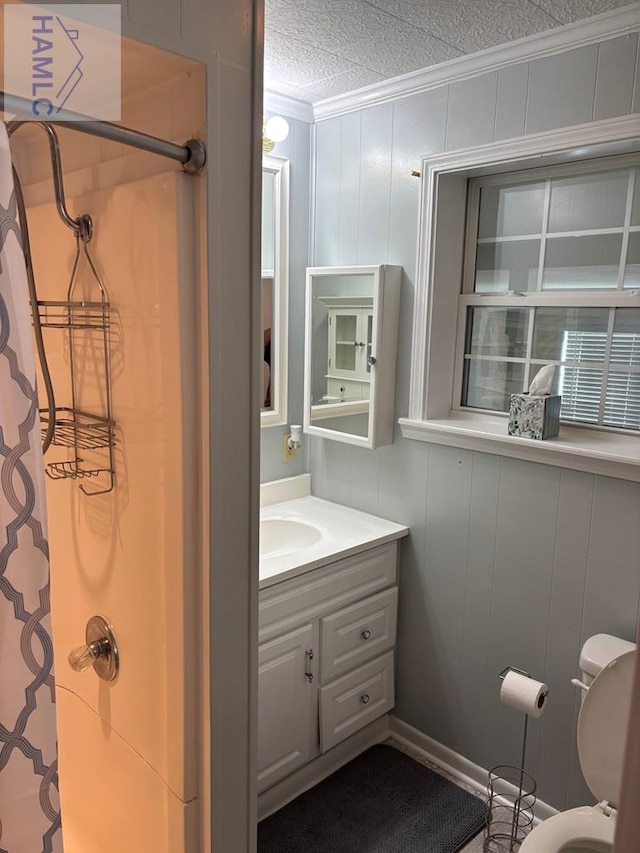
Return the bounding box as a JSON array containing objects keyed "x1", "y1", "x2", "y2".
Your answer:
[
  {"x1": 68, "y1": 615, "x2": 119, "y2": 682},
  {"x1": 69, "y1": 640, "x2": 105, "y2": 672}
]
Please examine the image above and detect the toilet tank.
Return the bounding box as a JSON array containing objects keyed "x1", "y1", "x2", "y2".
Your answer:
[{"x1": 580, "y1": 633, "x2": 636, "y2": 685}]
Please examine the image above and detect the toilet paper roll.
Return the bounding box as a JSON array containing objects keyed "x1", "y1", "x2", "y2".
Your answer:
[{"x1": 500, "y1": 670, "x2": 548, "y2": 718}]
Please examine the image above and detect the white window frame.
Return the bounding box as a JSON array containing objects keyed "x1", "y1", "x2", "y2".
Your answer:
[
  {"x1": 261, "y1": 154, "x2": 290, "y2": 427},
  {"x1": 453, "y1": 154, "x2": 640, "y2": 428},
  {"x1": 399, "y1": 114, "x2": 640, "y2": 482}
]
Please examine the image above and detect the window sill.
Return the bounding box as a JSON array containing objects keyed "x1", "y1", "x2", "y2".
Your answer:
[{"x1": 398, "y1": 412, "x2": 640, "y2": 481}]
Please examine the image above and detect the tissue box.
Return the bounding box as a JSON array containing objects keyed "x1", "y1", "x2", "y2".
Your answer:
[{"x1": 508, "y1": 394, "x2": 561, "y2": 440}]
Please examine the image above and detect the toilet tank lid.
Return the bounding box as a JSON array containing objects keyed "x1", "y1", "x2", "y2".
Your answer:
[{"x1": 580, "y1": 634, "x2": 636, "y2": 678}]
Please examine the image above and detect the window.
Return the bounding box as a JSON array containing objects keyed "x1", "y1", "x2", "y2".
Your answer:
[
  {"x1": 400, "y1": 116, "x2": 640, "y2": 480},
  {"x1": 457, "y1": 158, "x2": 640, "y2": 433}
]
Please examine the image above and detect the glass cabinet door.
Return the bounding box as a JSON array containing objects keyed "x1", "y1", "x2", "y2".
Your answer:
[
  {"x1": 333, "y1": 311, "x2": 359, "y2": 373},
  {"x1": 365, "y1": 311, "x2": 373, "y2": 375}
]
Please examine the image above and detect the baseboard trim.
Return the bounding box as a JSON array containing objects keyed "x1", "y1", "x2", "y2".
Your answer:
[
  {"x1": 257, "y1": 715, "x2": 390, "y2": 821},
  {"x1": 257, "y1": 713, "x2": 559, "y2": 825},
  {"x1": 388, "y1": 716, "x2": 558, "y2": 824}
]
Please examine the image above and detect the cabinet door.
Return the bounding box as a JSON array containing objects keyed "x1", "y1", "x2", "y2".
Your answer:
[
  {"x1": 362, "y1": 309, "x2": 374, "y2": 379},
  {"x1": 329, "y1": 309, "x2": 360, "y2": 378},
  {"x1": 352, "y1": 309, "x2": 373, "y2": 380},
  {"x1": 305, "y1": 265, "x2": 401, "y2": 448},
  {"x1": 257, "y1": 622, "x2": 318, "y2": 792}
]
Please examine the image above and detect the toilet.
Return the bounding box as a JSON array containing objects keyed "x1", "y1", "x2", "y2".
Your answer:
[{"x1": 520, "y1": 634, "x2": 636, "y2": 853}]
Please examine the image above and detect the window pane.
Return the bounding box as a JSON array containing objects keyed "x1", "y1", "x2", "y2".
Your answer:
[
  {"x1": 466, "y1": 307, "x2": 529, "y2": 358},
  {"x1": 624, "y1": 232, "x2": 640, "y2": 289},
  {"x1": 548, "y1": 170, "x2": 628, "y2": 232},
  {"x1": 559, "y1": 367, "x2": 604, "y2": 424},
  {"x1": 463, "y1": 359, "x2": 525, "y2": 412},
  {"x1": 611, "y1": 309, "x2": 640, "y2": 365},
  {"x1": 475, "y1": 240, "x2": 540, "y2": 292},
  {"x1": 632, "y1": 169, "x2": 640, "y2": 227},
  {"x1": 605, "y1": 311, "x2": 640, "y2": 429},
  {"x1": 478, "y1": 183, "x2": 545, "y2": 238},
  {"x1": 531, "y1": 307, "x2": 609, "y2": 362},
  {"x1": 335, "y1": 314, "x2": 357, "y2": 342},
  {"x1": 542, "y1": 234, "x2": 623, "y2": 290},
  {"x1": 604, "y1": 371, "x2": 640, "y2": 430},
  {"x1": 335, "y1": 343, "x2": 356, "y2": 371}
]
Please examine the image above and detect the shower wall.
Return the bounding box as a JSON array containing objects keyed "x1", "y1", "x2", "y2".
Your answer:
[{"x1": 19, "y1": 93, "x2": 202, "y2": 852}]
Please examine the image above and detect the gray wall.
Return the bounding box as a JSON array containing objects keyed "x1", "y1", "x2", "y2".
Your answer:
[
  {"x1": 308, "y1": 33, "x2": 640, "y2": 811},
  {"x1": 261, "y1": 115, "x2": 311, "y2": 482}
]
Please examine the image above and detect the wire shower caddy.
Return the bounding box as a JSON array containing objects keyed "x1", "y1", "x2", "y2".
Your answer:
[{"x1": 38, "y1": 215, "x2": 116, "y2": 496}]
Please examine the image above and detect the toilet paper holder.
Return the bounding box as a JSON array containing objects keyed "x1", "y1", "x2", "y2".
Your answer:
[
  {"x1": 484, "y1": 666, "x2": 547, "y2": 853},
  {"x1": 498, "y1": 664, "x2": 530, "y2": 681}
]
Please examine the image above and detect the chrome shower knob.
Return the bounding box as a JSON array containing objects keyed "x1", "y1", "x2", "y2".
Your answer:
[
  {"x1": 68, "y1": 615, "x2": 119, "y2": 682},
  {"x1": 68, "y1": 640, "x2": 106, "y2": 672}
]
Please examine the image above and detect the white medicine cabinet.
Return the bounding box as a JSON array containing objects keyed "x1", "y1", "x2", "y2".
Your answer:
[{"x1": 304, "y1": 264, "x2": 401, "y2": 448}]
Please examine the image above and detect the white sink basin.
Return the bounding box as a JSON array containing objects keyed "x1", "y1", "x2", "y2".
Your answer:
[{"x1": 260, "y1": 518, "x2": 322, "y2": 558}]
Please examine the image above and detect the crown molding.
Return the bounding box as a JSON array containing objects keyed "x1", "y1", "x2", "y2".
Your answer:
[
  {"x1": 313, "y1": 3, "x2": 640, "y2": 121},
  {"x1": 264, "y1": 89, "x2": 314, "y2": 124}
]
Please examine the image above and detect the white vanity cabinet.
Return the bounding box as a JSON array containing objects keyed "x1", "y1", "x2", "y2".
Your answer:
[{"x1": 257, "y1": 542, "x2": 399, "y2": 794}]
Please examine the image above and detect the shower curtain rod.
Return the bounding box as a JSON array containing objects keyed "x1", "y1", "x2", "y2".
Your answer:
[{"x1": 1, "y1": 91, "x2": 206, "y2": 175}]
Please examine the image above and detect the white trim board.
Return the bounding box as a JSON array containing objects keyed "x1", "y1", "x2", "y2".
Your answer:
[
  {"x1": 399, "y1": 415, "x2": 640, "y2": 483},
  {"x1": 313, "y1": 4, "x2": 640, "y2": 120},
  {"x1": 388, "y1": 716, "x2": 559, "y2": 824},
  {"x1": 261, "y1": 155, "x2": 290, "y2": 429}
]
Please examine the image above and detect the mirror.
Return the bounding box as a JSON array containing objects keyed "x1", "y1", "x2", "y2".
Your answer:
[
  {"x1": 261, "y1": 155, "x2": 289, "y2": 426},
  {"x1": 304, "y1": 265, "x2": 402, "y2": 449}
]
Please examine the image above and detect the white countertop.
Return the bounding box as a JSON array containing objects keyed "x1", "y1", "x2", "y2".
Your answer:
[{"x1": 260, "y1": 494, "x2": 408, "y2": 589}]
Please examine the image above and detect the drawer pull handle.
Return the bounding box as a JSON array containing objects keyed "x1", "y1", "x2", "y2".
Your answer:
[
  {"x1": 361, "y1": 629, "x2": 372, "y2": 640},
  {"x1": 360, "y1": 693, "x2": 370, "y2": 705},
  {"x1": 305, "y1": 648, "x2": 314, "y2": 683}
]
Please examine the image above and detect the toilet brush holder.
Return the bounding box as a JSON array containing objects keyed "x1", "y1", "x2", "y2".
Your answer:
[{"x1": 484, "y1": 667, "x2": 542, "y2": 852}]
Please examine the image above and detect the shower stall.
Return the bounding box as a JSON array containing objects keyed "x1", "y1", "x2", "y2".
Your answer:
[{"x1": 1, "y1": 40, "x2": 209, "y2": 853}]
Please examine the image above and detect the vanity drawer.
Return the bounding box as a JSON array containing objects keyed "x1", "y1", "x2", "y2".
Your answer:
[
  {"x1": 319, "y1": 651, "x2": 394, "y2": 753},
  {"x1": 259, "y1": 542, "x2": 398, "y2": 642},
  {"x1": 320, "y1": 587, "x2": 397, "y2": 681}
]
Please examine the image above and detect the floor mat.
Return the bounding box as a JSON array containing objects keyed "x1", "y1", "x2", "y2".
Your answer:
[{"x1": 258, "y1": 744, "x2": 488, "y2": 852}]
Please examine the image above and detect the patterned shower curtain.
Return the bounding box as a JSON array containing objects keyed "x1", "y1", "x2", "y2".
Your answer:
[{"x1": 0, "y1": 125, "x2": 62, "y2": 851}]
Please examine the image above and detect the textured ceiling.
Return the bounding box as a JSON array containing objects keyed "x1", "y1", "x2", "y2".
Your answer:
[{"x1": 264, "y1": 0, "x2": 635, "y2": 103}]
